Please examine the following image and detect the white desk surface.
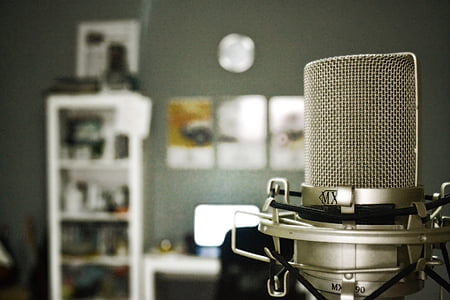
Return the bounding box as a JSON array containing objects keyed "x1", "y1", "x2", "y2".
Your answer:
[{"x1": 144, "y1": 253, "x2": 220, "y2": 300}]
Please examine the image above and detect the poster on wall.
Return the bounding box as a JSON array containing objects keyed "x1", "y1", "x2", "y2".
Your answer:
[
  {"x1": 167, "y1": 98, "x2": 214, "y2": 169},
  {"x1": 269, "y1": 96, "x2": 305, "y2": 170},
  {"x1": 217, "y1": 95, "x2": 267, "y2": 169}
]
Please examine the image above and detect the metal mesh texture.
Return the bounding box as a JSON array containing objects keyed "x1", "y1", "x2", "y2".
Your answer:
[{"x1": 304, "y1": 53, "x2": 417, "y2": 189}]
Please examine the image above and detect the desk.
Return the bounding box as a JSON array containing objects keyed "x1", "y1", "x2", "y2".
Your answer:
[{"x1": 144, "y1": 253, "x2": 220, "y2": 300}]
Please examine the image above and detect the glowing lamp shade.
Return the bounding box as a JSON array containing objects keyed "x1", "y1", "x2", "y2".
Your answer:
[
  {"x1": 218, "y1": 33, "x2": 255, "y2": 73},
  {"x1": 194, "y1": 204, "x2": 260, "y2": 247}
]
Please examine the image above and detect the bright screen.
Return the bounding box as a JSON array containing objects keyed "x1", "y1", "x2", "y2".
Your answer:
[{"x1": 194, "y1": 204, "x2": 260, "y2": 247}]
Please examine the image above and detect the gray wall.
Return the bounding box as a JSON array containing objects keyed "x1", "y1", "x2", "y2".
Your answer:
[{"x1": 1, "y1": 0, "x2": 448, "y2": 298}]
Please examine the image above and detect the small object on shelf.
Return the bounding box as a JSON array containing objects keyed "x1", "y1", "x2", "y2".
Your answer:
[
  {"x1": 159, "y1": 239, "x2": 173, "y2": 253},
  {"x1": 116, "y1": 238, "x2": 128, "y2": 256},
  {"x1": 97, "y1": 226, "x2": 115, "y2": 256},
  {"x1": 113, "y1": 186, "x2": 129, "y2": 213},
  {"x1": 73, "y1": 145, "x2": 91, "y2": 160},
  {"x1": 115, "y1": 134, "x2": 129, "y2": 159},
  {"x1": 63, "y1": 181, "x2": 84, "y2": 213},
  {"x1": 86, "y1": 182, "x2": 100, "y2": 212},
  {"x1": 65, "y1": 117, "x2": 104, "y2": 160},
  {"x1": 102, "y1": 43, "x2": 133, "y2": 91}
]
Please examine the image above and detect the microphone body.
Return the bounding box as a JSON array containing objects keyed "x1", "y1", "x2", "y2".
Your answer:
[
  {"x1": 232, "y1": 53, "x2": 450, "y2": 300},
  {"x1": 298, "y1": 53, "x2": 422, "y2": 299},
  {"x1": 304, "y1": 53, "x2": 418, "y2": 189}
]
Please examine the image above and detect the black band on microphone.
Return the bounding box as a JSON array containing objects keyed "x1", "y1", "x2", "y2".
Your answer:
[
  {"x1": 278, "y1": 189, "x2": 302, "y2": 198},
  {"x1": 268, "y1": 193, "x2": 450, "y2": 224}
]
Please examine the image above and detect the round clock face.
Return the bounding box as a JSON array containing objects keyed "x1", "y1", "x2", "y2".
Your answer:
[{"x1": 218, "y1": 33, "x2": 255, "y2": 73}]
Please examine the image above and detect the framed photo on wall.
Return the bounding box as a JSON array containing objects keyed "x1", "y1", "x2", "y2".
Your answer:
[
  {"x1": 269, "y1": 96, "x2": 305, "y2": 170},
  {"x1": 167, "y1": 98, "x2": 214, "y2": 169},
  {"x1": 217, "y1": 95, "x2": 267, "y2": 169},
  {"x1": 76, "y1": 20, "x2": 140, "y2": 78}
]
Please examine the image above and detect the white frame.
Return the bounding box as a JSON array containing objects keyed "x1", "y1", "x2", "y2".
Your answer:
[{"x1": 76, "y1": 20, "x2": 140, "y2": 78}]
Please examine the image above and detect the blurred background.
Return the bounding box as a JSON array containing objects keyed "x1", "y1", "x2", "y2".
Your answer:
[{"x1": 0, "y1": 0, "x2": 449, "y2": 299}]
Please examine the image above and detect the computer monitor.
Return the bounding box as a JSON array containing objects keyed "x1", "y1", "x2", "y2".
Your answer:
[{"x1": 194, "y1": 204, "x2": 259, "y2": 257}]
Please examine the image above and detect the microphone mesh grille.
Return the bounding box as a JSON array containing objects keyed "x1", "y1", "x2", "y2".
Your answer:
[{"x1": 304, "y1": 53, "x2": 417, "y2": 188}]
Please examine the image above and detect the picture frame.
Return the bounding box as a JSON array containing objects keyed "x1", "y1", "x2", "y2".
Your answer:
[{"x1": 76, "y1": 20, "x2": 140, "y2": 78}]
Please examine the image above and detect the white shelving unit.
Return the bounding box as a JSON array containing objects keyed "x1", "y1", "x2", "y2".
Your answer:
[{"x1": 47, "y1": 92, "x2": 151, "y2": 300}]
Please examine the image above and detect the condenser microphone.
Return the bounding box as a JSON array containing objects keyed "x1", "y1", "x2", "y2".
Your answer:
[{"x1": 232, "y1": 53, "x2": 450, "y2": 300}]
